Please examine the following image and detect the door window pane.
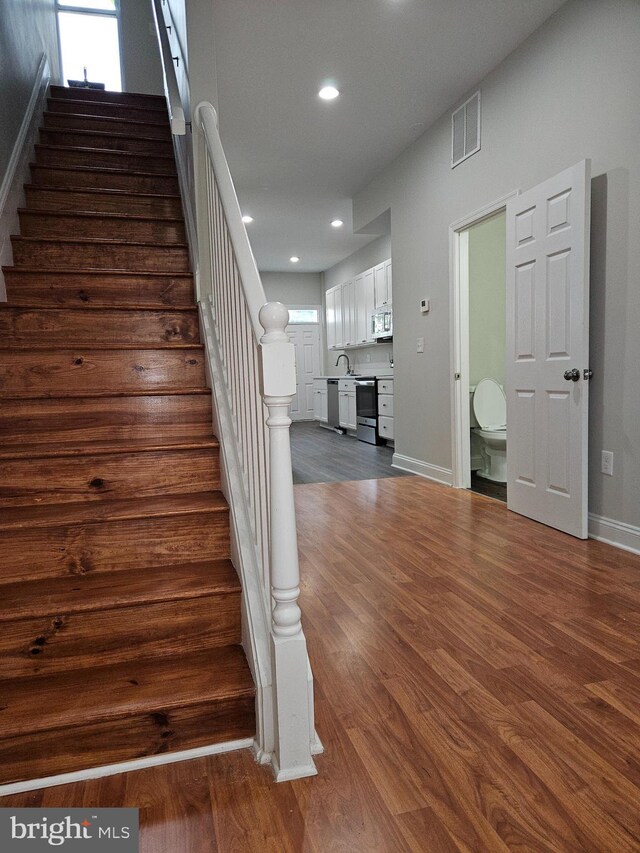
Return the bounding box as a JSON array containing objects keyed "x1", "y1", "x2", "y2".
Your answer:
[
  {"x1": 287, "y1": 309, "x2": 319, "y2": 324},
  {"x1": 58, "y1": 11, "x2": 122, "y2": 91}
]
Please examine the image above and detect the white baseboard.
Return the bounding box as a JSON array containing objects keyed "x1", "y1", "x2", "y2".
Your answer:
[
  {"x1": 0, "y1": 53, "x2": 50, "y2": 300},
  {"x1": 0, "y1": 737, "x2": 254, "y2": 797},
  {"x1": 588, "y1": 513, "x2": 640, "y2": 556},
  {"x1": 392, "y1": 452, "x2": 453, "y2": 486}
]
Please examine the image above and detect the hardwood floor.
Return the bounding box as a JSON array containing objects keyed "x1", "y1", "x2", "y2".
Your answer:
[
  {"x1": 290, "y1": 421, "x2": 410, "y2": 484},
  {"x1": 4, "y1": 477, "x2": 640, "y2": 851}
]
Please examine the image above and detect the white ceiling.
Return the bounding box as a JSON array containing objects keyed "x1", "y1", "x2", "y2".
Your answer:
[{"x1": 212, "y1": 0, "x2": 566, "y2": 273}]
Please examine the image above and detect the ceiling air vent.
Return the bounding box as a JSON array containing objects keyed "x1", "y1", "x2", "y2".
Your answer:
[{"x1": 451, "y1": 91, "x2": 481, "y2": 168}]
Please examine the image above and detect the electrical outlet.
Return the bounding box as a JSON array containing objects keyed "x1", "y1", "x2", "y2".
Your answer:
[
  {"x1": 417, "y1": 337, "x2": 424, "y2": 353},
  {"x1": 365, "y1": 353, "x2": 371, "y2": 362},
  {"x1": 601, "y1": 450, "x2": 614, "y2": 476}
]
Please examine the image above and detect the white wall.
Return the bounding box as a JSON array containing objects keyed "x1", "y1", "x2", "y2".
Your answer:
[
  {"x1": 468, "y1": 211, "x2": 506, "y2": 387},
  {"x1": 261, "y1": 271, "x2": 322, "y2": 307},
  {"x1": 0, "y1": 0, "x2": 60, "y2": 179},
  {"x1": 323, "y1": 234, "x2": 393, "y2": 376},
  {"x1": 352, "y1": 0, "x2": 640, "y2": 531},
  {"x1": 120, "y1": 0, "x2": 164, "y2": 95}
]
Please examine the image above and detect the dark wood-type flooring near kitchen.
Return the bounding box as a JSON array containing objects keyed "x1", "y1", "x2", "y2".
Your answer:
[
  {"x1": 290, "y1": 421, "x2": 410, "y2": 484},
  {"x1": 4, "y1": 477, "x2": 640, "y2": 852}
]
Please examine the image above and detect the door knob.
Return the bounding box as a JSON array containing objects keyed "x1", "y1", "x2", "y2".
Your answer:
[{"x1": 563, "y1": 368, "x2": 580, "y2": 382}]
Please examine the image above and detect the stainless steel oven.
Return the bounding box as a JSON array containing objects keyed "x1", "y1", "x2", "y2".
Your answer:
[{"x1": 355, "y1": 378, "x2": 380, "y2": 445}]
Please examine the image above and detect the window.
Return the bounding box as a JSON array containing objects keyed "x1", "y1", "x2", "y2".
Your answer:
[
  {"x1": 287, "y1": 308, "x2": 320, "y2": 324},
  {"x1": 57, "y1": 0, "x2": 122, "y2": 92}
]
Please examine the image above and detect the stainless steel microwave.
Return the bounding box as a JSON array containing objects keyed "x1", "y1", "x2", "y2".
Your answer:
[{"x1": 371, "y1": 307, "x2": 392, "y2": 340}]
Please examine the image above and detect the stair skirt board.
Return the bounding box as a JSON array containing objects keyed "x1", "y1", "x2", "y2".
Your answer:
[
  {"x1": 0, "y1": 84, "x2": 256, "y2": 784},
  {"x1": 0, "y1": 738, "x2": 255, "y2": 797}
]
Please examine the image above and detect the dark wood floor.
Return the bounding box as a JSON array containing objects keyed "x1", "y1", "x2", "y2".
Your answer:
[
  {"x1": 470, "y1": 470, "x2": 507, "y2": 502},
  {"x1": 290, "y1": 421, "x2": 409, "y2": 484},
  {"x1": 3, "y1": 477, "x2": 640, "y2": 851}
]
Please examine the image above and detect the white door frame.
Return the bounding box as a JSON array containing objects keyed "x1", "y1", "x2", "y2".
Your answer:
[{"x1": 449, "y1": 191, "x2": 519, "y2": 489}]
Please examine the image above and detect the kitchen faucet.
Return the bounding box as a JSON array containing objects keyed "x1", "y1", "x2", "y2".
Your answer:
[{"x1": 335, "y1": 353, "x2": 354, "y2": 375}]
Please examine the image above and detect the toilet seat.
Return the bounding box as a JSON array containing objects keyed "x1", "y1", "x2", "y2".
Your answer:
[{"x1": 472, "y1": 378, "x2": 506, "y2": 430}]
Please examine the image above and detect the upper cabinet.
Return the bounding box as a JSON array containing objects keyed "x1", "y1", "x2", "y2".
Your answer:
[
  {"x1": 374, "y1": 259, "x2": 392, "y2": 308},
  {"x1": 326, "y1": 259, "x2": 391, "y2": 350}
]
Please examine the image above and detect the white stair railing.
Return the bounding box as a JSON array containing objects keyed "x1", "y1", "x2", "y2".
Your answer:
[{"x1": 195, "y1": 101, "x2": 319, "y2": 780}]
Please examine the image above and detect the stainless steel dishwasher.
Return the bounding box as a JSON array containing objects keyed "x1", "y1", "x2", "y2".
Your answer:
[{"x1": 327, "y1": 379, "x2": 340, "y2": 429}]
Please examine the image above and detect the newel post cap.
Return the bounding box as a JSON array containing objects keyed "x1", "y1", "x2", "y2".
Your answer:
[{"x1": 259, "y1": 302, "x2": 290, "y2": 344}]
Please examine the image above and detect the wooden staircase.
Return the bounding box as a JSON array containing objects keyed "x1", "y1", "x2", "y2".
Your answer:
[{"x1": 0, "y1": 86, "x2": 255, "y2": 787}]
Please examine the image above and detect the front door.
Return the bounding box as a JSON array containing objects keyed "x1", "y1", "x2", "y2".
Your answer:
[
  {"x1": 506, "y1": 160, "x2": 591, "y2": 538},
  {"x1": 287, "y1": 325, "x2": 321, "y2": 421}
]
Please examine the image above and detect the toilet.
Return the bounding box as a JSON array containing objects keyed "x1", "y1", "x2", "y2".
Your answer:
[{"x1": 471, "y1": 378, "x2": 507, "y2": 483}]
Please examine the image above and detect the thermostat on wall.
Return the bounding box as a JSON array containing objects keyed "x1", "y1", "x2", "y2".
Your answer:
[{"x1": 420, "y1": 299, "x2": 430, "y2": 314}]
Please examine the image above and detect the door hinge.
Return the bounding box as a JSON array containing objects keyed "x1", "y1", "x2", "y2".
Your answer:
[{"x1": 583, "y1": 368, "x2": 593, "y2": 380}]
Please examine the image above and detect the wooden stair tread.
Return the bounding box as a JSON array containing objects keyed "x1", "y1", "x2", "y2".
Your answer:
[
  {"x1": 35, "y1": 142, "x2": 176, "y2": 163},
  {"x1": 0, "y1": 301, "x2": 195, "y2": 312},
  {"x1": 11, "y1": 235, "x2": 189, "y2": 249},
  {"x1": 50, "y1": 85, "x2": 165, "y2": 103},
  {"x1": 1, "y1": 388, "x2": 210, "y2": 401},
  {"x1": 39, "y1": 127, "x2": 173, "y2": 143},
  {"x1": 0, "y1": 645, "x2": 254, "y2": 738},
  {"x1": 43, "y1": 111, "x2": 172, "y2": 131},
  {"x1": 0, "y1": 434, "x2": 218, "y2": 460},
  {"x1": 0, "y1": 492, "x2": 228, "y2": 532},
  {"x1": 19, "y1": 208, "x2": 185, "y2": 224},
  {"x1": 0, "y1": 559, "x2": 239, "y2": 622},
  {"x1": 48, "y1": 96, "x2": 169, "y2": 116},
  {"x1": 30, "y1": 163, "x2": 178, "y2": 180},
  {"x1": 24, "y1": 182, "x2": 180, "y2": 200}
]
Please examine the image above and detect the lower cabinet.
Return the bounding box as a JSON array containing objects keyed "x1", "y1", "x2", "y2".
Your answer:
[
  {"x1": 338, "y1": 379, "x2": 357, "y2": 431},
  {"x1": 377, "y1": 378, "x2": 394, "y2": 444},
  {"x1": 313, "y1": 379, "x2": 328, "y2": 423}
]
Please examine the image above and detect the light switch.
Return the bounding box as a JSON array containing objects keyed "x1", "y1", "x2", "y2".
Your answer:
[
  {"x1": 420, "y1": 299, "x2": 430, "y2": 314},
  {"x1": 417, "y1": 337, "x2": 424, "y2": 353}
]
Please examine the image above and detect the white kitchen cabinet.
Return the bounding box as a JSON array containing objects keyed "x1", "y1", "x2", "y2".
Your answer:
[
  {"x1": 338, "y1": 378, "x2": 357, "y2": 431},
  {"x1": 374, "y1": 260, "x2": 392, "y2": 308},
  {"x1": 378, "y1": 393, "x2": 394, "y2": 417},
  {"x1": 325, "y1": 285, "x2": 344, "y2": 350},
  {"x1": 342, "y1": 278, "x2": 356, "y2": 348},
  {"x1": 356, "y1": 268, "x2": 375, "y2": 345},
  {"x1": 327, "y1": 258, "x2": 391, "y2": 349},
  {"x1": 377, "y1": 378, "x2": 394, "y2": 444},
  {"x1": 313, "y1": 378, "x2": 328, "y2": 422},
  {"x1": 378, "y1": 415, "x2": 394, "y2": 441}
]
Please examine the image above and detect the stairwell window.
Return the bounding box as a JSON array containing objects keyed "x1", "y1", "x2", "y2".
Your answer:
[{"x1": 57, "y1": 0, "x2": 123, "y2": 92}]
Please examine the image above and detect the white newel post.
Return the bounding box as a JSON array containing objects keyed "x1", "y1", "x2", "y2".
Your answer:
[{"x1": 259, "y1": 302, "x2": 317, "y2": 781}]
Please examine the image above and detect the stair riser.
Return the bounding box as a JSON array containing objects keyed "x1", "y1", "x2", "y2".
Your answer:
[
  {"x1": 35, "y1": 145, "x2": 177, "y2": 174},
  {"x1": 0, "y1": 448, "x2": 220, "y2": 508},
  {"x1": 11, "y1": 240, "x2": 191, "y2": 272},
  {"x1": 0, "y1": 395, "x2": 211, "y2": 446},
  {"x1": 25, "y1": 187, "x2": 183, "y2": 218},
  {"x1": 48, "y1": 98, "x2": 169, "y2": 125},
  {"x1": 30, "y1": 164, "x2": 179, "y2": 194},
  {"x1": 40, "y1": 129, "x2": 174, "y2": 155},
  {"x1": 0, "y1": 512, "x2": 230, "y2": 584},
  {"x1": 0, "y1": 308, "x2": 199, "y2": 348},
  {"x1": 19, "y1": 211, "x2": 187, "y2": 244},
  {"x1": 43, "y1": 113, "x2": 172, "y2": 139},
  {"x1": 0, "y1": 593, "x2": 241, "y2": 680},
  {"x1": 0, "y1": 695, "x2": 254, "y2": 785},
  {"x1": 0, "y1": 348, "x2": 206, "y2": 397},
  {"x1": 50, "y1": 86, "x2": 166, "y2": 109},
  {"x1": 2, "y1": 271, "x2": 195, "y2": 309}
]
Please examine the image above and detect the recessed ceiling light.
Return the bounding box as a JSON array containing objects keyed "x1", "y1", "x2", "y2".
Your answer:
[
  {"x1": 290, "y1": 256, "x2": 300, "y2": 263},
  {"x1": 318, "y1": 86, "x2": 340, "y2": 101},
  {"x1": 331, "y1": 219, "x2": 344, "y2": 228},
  {"x1": 241, "y1": 215, "x2": 253, "y2": 224}
]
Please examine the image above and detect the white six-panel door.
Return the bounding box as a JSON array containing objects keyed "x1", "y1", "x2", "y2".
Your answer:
[
  {"x1": 506, "y1": 160, "x2": 591, "y2": 538},
  {"x1": 287, "y1": 325, "x2": 321, "y2": 421}
]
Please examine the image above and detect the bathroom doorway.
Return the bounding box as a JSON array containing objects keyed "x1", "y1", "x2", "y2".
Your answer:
[{"x1": 449, "y1": 192, "x2": 516, "y2": 498}]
